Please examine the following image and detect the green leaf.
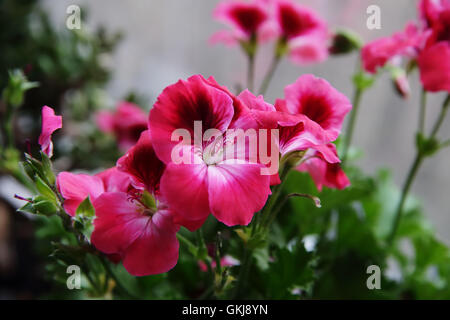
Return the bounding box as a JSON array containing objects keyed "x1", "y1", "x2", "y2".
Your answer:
[
  {"x1": 32, "y1": 196, "x2": 58, "y2": 216},
  {"x1": 353, "y1": 71, "x2": 375, "y2": 90},
  {"x1": 40, "y1": 151, "x2": 56, "y2": 185},
  {"x1": 416, "y1": 133, "x2": 440, "y2": 157},
  {"x1": 76, "y1": 196, "x2": 95, "y2": 217},
  {"x1": 263, "y1": 241, "x2": 315, "y2": 299},
  {"x1": 35, "y1": 175, "x2": 57, "y2": 202},
  {"x1": 18, "y1": 201, "x2": 37, "y2": 215}
]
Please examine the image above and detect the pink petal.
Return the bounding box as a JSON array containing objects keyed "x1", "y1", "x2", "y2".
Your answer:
[
  {"x1": 278, "y1": 114, "x2": 337, "y2": 160},
  {"x1": 288, "y1": 34, "x2": 329, "y2": 66},
  {"x1": 149, "y1": 75, "x2": 234, "y2": 164},
  {"x1": 160, "y1": 151, "x2": 210, "y2": 230},
  {"x1": 57, "y1": 172, "x2": 105, "y2": 216},
  {"x1": 117, "y1": 130, "x2": 166, "y2": 194},
  {"x1": 209, "y1": 30, "x2": 241, "y2": 47},
  {"x1": 207, "y1": 160, "x2": 270, "y2": 226},
  {"x1": 276, "y1": 0, "x2": 328, "y2": 40},
  {"x1": 91, "y1": 192, "x2": 148, "y2": 254},
  {"x1": 281, "y1": 74, "x2": 352, "y2": 141},
  {"x1": 213, "y1": 0, "x2": 269, "y2": 37},
  {"x1": 122, "y1": 209, "x2": 179, "y2": 276},
  {"x1": 96, "y1": 167, "x2": 132, "y2": 193},
  {"x1": 418, "y1": 41, "x2": 450, "y2": 93},
  {"x1": 38, "y1": 106, "x2": 62, "y2": 158}
]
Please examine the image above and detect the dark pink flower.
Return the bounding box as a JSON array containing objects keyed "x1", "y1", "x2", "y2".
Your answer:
[
  {"x1": 297, "y1": 144, "x2": 350, "y2": 191},
  {"x1": 92, "y1": 135, "x2": 180, "y2": 276},
  {"x1": 96, "y1": 101, "x2": 148, "y2": 151},
  {"x1": 274, "y1": 0, "x2": 330, "y2": 65},
  {"x1": 275, "y1": 74, "x2": 352, "y2": 141},
  {"x1": 117, "y1": 130, "x2": 166, "y2": 194},
  {"x1": 361, "y1": 23, "x2": 424, "y2": 73},
  {"x1": 38, "y1": 106, "x2": 62, "y2": 158},
  {"x1": 416, "y1": 0, "x2": 450, "y2": 92},
  {"x1": 91, "y1": 192, "x2": 179, "y2": 276},
  {"x1": 418, "y1": 0, "x2": 450, "y2": 35},
  {"x1": 57, "y1": 167, "x2": 132, "y2": 216},
  {"x1": 210, "y1": 0, "x2": 272, "y2": 46},
  {"x1": 149, "y1": 75, "x2": 272, "y2": 229},
  {"x1": 418, "y1": 41, "x2": 450, "y2": 92}
]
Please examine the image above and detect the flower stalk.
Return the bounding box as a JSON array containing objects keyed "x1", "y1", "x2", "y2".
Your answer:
[{"x1": 388, "y1": 94, "x2": 450, "y2": 245}]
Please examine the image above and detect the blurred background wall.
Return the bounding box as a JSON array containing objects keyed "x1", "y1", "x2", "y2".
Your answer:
[{"x1": 39, "y1": 0, "x2": 449, "y2": 243}]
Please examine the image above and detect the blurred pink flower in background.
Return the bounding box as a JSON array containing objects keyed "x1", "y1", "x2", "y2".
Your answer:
[
  {"x1": 417, "y1": 0, "x2": 450, "y2": 92},
  {"x1": 273, "y1": 0, "x2": 330, "y2": 65},
  {"x1": 418, "y1": 42, "x2": 450, "y2": 92},
  {"x1": 96, "y1": 101, "x2": 148, "y2": 151},
  {"x1": 361, "y1": 23, "x2": 424, "y2": 74},
  {"x1": 210, "y1": 0, "x2": 273, "y2": 46},
  {"x1": 38, "y1": 106, "x2": 62, "y2": 158},
  {"x1": 361, "y1": 0, "x2": 450, "y2": 93}
]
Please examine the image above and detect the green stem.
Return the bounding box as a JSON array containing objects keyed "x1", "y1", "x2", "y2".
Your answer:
[
  {"x1": 258, "y1": 55, "x2": 281, "y2": 96},
  {"x1": 342, "y1": 87, "x2": 363, "y2": 164},
  {"x1": 388, "y1": 94, "x2": 449, "y2": 245},
  {"x1": 430, "y1": 95, "x2": 450, "y2": 138},
  {"x1": 260, "y1": 162, "x2": 292, "y2": 230},
  {"x1": 387, "y1": 153, "x2": 423, "y2": 245},
  {"x1": 419, "y1": 89, "x2": 427, "y2": 134},
  {"x1": 247, "y1": 53, "x2": 255, "y2": 92}
]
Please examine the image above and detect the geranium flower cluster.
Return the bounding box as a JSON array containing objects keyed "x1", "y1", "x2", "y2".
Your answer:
[
  {"x1": 40, "y1": 72, "x2": 351, "y2": 276},
  {"x1": 210, "y1": 0, "x2": 331, "y2": 65},
  {"x1": 361, "y1": 0, "x2": 450, "y2": 93}
]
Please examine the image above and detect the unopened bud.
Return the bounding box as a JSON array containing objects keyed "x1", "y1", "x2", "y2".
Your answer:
[{"x1": 329, "y1": 29, "x2": 362, "y2": 55}]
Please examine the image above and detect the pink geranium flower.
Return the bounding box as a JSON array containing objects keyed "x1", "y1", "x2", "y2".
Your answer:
[
  {"x1": 149, "y1": 75, "x2": 273, "y2": 230},
  {"x1": 91, "y1": 133, "x2": 180, "y2": 276},
  {"x1": 275, "y1": 74, "x2": 352, "y2": 141},
  {"x1": 297, "y1": 144, "x2": 350, "y2": 191},
  {"x1": 210, "y1": 0, "x2": 273, "y2": 46},
  {"x1": 91, "y1": 192, "x2": 180, "y2": 276},
  {"x1": 96, "y1": 101, "x2": 148, "y2": 151},
  {"x1": 57, "y1": 167, "x2": 132, "y2": 216},
  {"x1": 361, "y1": 23, "x2": 424, "y2": 74},
  {"x1": 273, "y1": 0, "x2": 330, "y2": 65},
  {"x1": 38, "y1": 106, "x2": 62, "y2": 158},
  {"x1": 418, "y1": 41, "x2": 450, "y2": 92},
  {"x1": 417, "y1": 0, "x2": 450, "y2": 92}
]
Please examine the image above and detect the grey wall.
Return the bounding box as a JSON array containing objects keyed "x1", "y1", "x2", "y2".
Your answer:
[{"x1": 43, "y1": 0, "x2": 450, "y2": 243}]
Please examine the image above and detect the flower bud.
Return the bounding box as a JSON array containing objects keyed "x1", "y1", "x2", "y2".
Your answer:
[
  {"x1": 329, "y1": 29, "x2": 362, "y2": 55},
  {"x1": 391, "y1": 68, "x2": 410, "y2": 99}
]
